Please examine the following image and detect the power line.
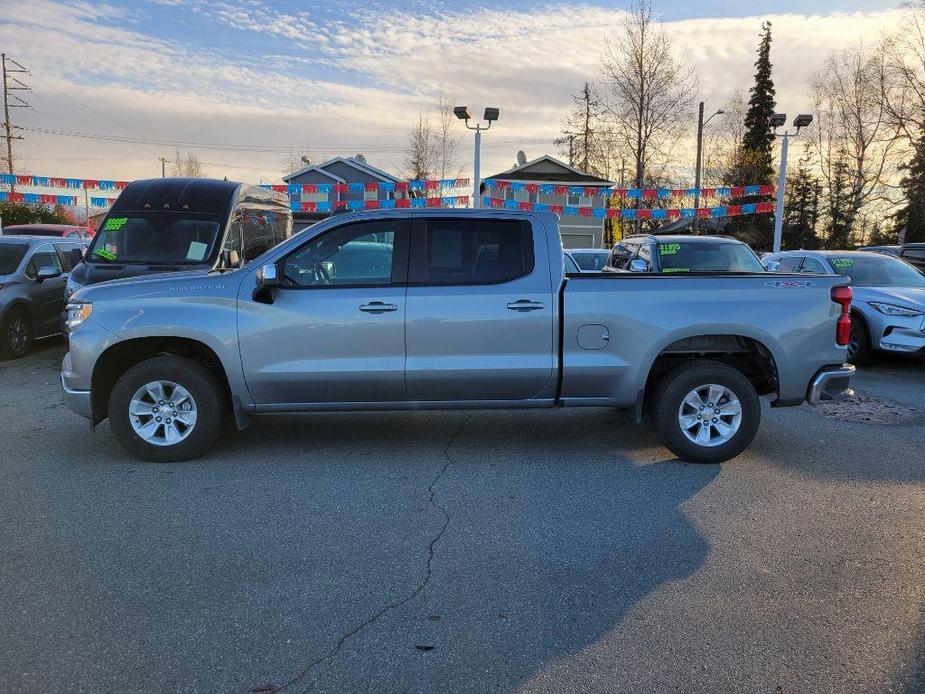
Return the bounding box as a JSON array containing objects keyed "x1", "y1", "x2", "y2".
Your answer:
[{"x1": 2, "y1": 54, "x2": 31, "y2": 194}]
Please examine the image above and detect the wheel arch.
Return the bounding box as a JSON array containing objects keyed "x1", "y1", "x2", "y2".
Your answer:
[
  {"x1": 91, "y1": 337, "x2": 236, "y2": 425},
  {"x1": 639, "y1": 333, "x2": 780, "y2": 419}
]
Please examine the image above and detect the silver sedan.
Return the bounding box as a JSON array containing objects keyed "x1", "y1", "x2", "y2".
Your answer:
[{"x1": 763, "y1": 250, "x2": 925, "y2": 363}]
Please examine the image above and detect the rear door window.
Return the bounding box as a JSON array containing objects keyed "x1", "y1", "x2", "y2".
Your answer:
[
  {"x1": 411, "y1": 218, "x2": 533, "y2": 285},
  {"x1": 799, "y1": 257, "x2": 827, "y2": 274},
  {"x1": 778, "y1": 256, "x2": 803, "y2": 272}
]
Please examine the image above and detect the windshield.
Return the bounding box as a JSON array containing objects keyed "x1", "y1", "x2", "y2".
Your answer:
[
  {"x1": 829, "y1": 254, "x2": 925, "y2": 287},
  {"x1": 657, "y1": 241, "x2": 764, "y2": 273},
  {"x1": 570, "y1": 250, "x2": 610, "y2": 271},
  {"x1": 87, "y1": 212, "x2": 224, "y2": 265},
  {"x1": 0, "y1": 243, "x2": 28, "y2": 274}
]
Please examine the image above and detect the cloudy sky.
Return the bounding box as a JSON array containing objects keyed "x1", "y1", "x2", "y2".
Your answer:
[{"x1": 0, "y1": 0, "x2": 906, "y2": 186}]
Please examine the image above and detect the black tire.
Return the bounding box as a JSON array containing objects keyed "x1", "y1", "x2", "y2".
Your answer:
[
  {"x1": 108, "y1": 356, "x2": 227, "y2": 462},
  {"x1": 1, "y1": 307, "x2": 34, "y2": 359},
  {"x1": 652, "y1": 360, "x2": 761, "y2": 464},
  {"x1": 847, "y1": 315, "x2": 871, "y2": 365}
]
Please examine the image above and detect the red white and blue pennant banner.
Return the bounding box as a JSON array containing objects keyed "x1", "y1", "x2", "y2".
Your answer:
[
  {"x1": 0, "y1": 174, "x2": 129, "y2": 191},
  {"x1": 297, "y1": 196, "x2": 469, "y2": 213},
  {"x1": 483, "y1": 180, "x2": 775, "y2": 199},
  {"x1": 0, "y1": 191, "x2": 114, "y2": 208},
  {"x1": 260, "y1": 178, "x2": 469, "y2": 196},
  {"x1": 483, "y1": 196, "x2": 775, "y2": 219}
]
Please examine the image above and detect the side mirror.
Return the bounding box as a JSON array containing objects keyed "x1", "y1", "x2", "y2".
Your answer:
[
  {"x1": 69, "y1": 248, "x2": 84, "y2": 268},
  {"x1": 764, "y1": 260, "x2": 780, "y2": 273},
  {"x1": 36, "y1": 266, "x2": 62, "y2": 282},
  {"x1": 256, "y1": 263, "x2": 279, "y2": 287},
  {"x1": 629, "y1": 259, "x2": 649, "y2": 272}
]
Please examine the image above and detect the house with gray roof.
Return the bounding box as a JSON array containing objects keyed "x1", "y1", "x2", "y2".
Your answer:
[{"x1": 484, "y1": 155, "x2": 614, "y2": 249}]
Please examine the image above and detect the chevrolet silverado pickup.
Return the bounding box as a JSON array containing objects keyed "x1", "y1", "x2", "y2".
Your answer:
[{"x1": 61, "y1": 209, "x2": 855, "y2": 463}]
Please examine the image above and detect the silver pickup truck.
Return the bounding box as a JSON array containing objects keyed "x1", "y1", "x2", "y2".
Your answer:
[{"x1": 61, "y1": 209, "x2": 854, "y2": 464}]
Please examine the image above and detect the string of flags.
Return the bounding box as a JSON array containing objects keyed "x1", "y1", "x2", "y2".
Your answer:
[
  {"x1": 482, "y1": 196, "x2": 775, "y2": 219},
  {"x1": 295, "y1": 196, "x2": 469, "y2": 212},
  {"x1": 483, "y1": 180, "x2": 775, "y2": 199},
  {"x1": 260, "y1": 178, "x2": 470, "y2": 195},
  {"x1": 0, "y1": 191, "x2": 114, "y2": 208},
  {"x1": 0, "y1": 174, "x2": 130, "y2": 190}
]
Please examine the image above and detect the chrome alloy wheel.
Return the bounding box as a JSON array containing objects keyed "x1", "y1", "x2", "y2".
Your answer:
[
  {"x1": 129, "y1": 380, "x2": 198, "y2": 447},
  {"x1": 677, "y1": 383, "x2": 743, "y2": 447}
]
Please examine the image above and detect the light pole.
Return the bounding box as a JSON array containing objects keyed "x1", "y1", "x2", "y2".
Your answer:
[
  {"x1": 771, "y1": 113, "x2": 813, "y2": 252},
  {"x1": 693, "y1": 101, "x2": 724, "y2": 234},
  {"x1": 454, "y1": 106, "x2": 499, "y2": 208},
  {"x1": 159, "y1": 157, "x2": 168, "y2": 177}
]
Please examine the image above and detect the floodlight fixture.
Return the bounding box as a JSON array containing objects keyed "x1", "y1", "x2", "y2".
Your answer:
[
  {"x1": 769, "y1": 113, "x2": 787, "y2": 128},
  {"x1": 483, "y1": 107, "x2": 500, "y2": 122},
  {"x1": 793, "y1": 114, "x2": 813, "y2": 129},
  {"x1": 453, "y1": 106, "x2": 471, "y2": 121}
]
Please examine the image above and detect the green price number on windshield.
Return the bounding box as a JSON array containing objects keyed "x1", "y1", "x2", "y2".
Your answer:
[
  {"x1": 103, "y1": 217, "x2": 128, "y2": 232},
  {"x1": 832, "y1": 258, "x2": 853, "y2": 269},
  {"x1": 93, "y1": 248, "x2": 118, "y2": 261},
  {"x1": 662, "y1": 267, "x2": 690, "y2": 273},
  {"x1": 659, "y1": 243, "x2": 681, "y2": 256}
]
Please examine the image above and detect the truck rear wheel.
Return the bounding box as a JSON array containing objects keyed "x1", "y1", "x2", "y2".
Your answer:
[
  {"x1": 108, "y1": 356, "x2": 227, "y2": 462},
  {"x1": 652, "y1": 360, "x2": 760, "y2": 464}
]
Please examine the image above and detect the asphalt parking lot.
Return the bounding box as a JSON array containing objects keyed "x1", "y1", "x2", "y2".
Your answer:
[{"x1": 1, "y1": 338, "x2": 924, "y2": 694}]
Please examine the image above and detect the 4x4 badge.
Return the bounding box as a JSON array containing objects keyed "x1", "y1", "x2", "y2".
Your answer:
[{"x1": 764, "y1": 280, "x2": 816, "y2": 288}]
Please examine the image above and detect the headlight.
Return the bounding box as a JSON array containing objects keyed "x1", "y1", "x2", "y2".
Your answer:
[
  {"x1": 65, "y1": 276, "x2": 83, "y2": 299},
  {"x1": 868, "y1": 301, "x2": 924, "y2": 318},
  {"x1": 65, "y1": 302, "x2": 93, "y2": 333}
]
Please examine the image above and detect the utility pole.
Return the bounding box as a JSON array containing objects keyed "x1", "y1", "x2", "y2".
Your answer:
[
  {"x1": 1, "y1": 54, "x2": 30, "y2": 194},
  {"x1": 693, "y1": 101, "x2": 724, "y2": 234},
  {"x1": 159, "y1": 157, "x2": 168, "y2": 177}
]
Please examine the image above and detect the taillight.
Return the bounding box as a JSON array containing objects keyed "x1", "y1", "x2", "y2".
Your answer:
[{"x1": 831, "y1": 286, "x2": 853, "y2": 346}]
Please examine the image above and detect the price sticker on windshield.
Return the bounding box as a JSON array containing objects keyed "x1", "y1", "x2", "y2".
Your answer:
[
  {"x1": 103, "y1": 217, "x2": 128, "y2": 232},
  {"x1": 659, "y1": 243, "x2": 681, "y2": 256},
  {"x1": 832, "y1": 258, "x2": 853, "y2": 269},
  {"x1": 93, "y1": 248, "x2": 118, "y2": 261}
]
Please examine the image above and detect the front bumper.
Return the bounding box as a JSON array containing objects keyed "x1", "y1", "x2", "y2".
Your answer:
[
  {"x1": 61, "y1": 352, "x2": 92, "y2": 419},
  {"x1": 807, "y1": 364, "x2": 855, "y2": 404},
  {"x1": 876, "y1": 317, "x2": 925, "y2": 354}
]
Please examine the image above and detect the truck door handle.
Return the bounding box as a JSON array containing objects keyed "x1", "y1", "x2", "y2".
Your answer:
[
  {"x1": 359, "y1": 301, "x2": 398, "y2": 313},
  {"x1": 507, "y1": 299, "x2": 545, "y2": 312}
]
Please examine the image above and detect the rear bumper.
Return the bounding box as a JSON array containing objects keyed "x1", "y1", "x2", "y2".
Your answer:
[{"x1": 807, "y1": 364, "x2": 855, "y2": 404}]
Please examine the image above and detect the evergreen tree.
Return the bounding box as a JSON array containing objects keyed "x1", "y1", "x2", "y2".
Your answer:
[
  {"x1": 726, "y1": 22, "x2": 777, "y2": 248},
  {"x1": 783, "y1": 148, "x2": 823, "y2": 249},
  {"x1": 825, "y1": 151, "x2": 853, "y2": 249},
  {"x1": 895, "y1": 124, "x2": 925, "y2": 244}
]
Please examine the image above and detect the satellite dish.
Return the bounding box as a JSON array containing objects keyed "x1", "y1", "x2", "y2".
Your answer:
[
  {"x1": 516, "y1": 150, "x2": 527, "y2": 166},
  {"x1": 355, "y1": 154, "x2": 367, "y2": 164},
  {"x1": 300, "y1": 155, "x2": 312, "y2": 166}
]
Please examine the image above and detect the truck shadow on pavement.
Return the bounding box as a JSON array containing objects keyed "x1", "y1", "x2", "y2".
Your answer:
[{"x1": 214, "y1": 409, "x2": 721, "y2": 692}]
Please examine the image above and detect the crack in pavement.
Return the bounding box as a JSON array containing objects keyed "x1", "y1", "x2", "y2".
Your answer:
[{"x1": 267, "y1": 414, "x2": 471, "y2": 694}]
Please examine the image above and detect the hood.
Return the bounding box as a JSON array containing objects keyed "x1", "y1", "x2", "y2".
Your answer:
[
  {"x1": 72, "y1": 268, "x2": 242, "y2": 303},
  {"x1": 853, "y1": 286, "x2": 925, "y2": 311}
]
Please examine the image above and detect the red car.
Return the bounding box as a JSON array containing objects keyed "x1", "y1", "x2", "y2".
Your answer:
[{"x1": 1, "y1": 224, "x2": 94, "y2": 240}]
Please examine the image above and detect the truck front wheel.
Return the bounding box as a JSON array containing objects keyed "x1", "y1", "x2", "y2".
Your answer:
[
  {"x1": 108, "y1": 356, "x2": 227, "y2": 462},
  {"x1": 652, "y1": 360, "x2": 760, "y2": 464}
]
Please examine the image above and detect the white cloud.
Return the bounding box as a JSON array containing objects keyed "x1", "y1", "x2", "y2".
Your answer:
[{"x1": 0, "y1": 1, "x2": 908, "y2": 183}]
